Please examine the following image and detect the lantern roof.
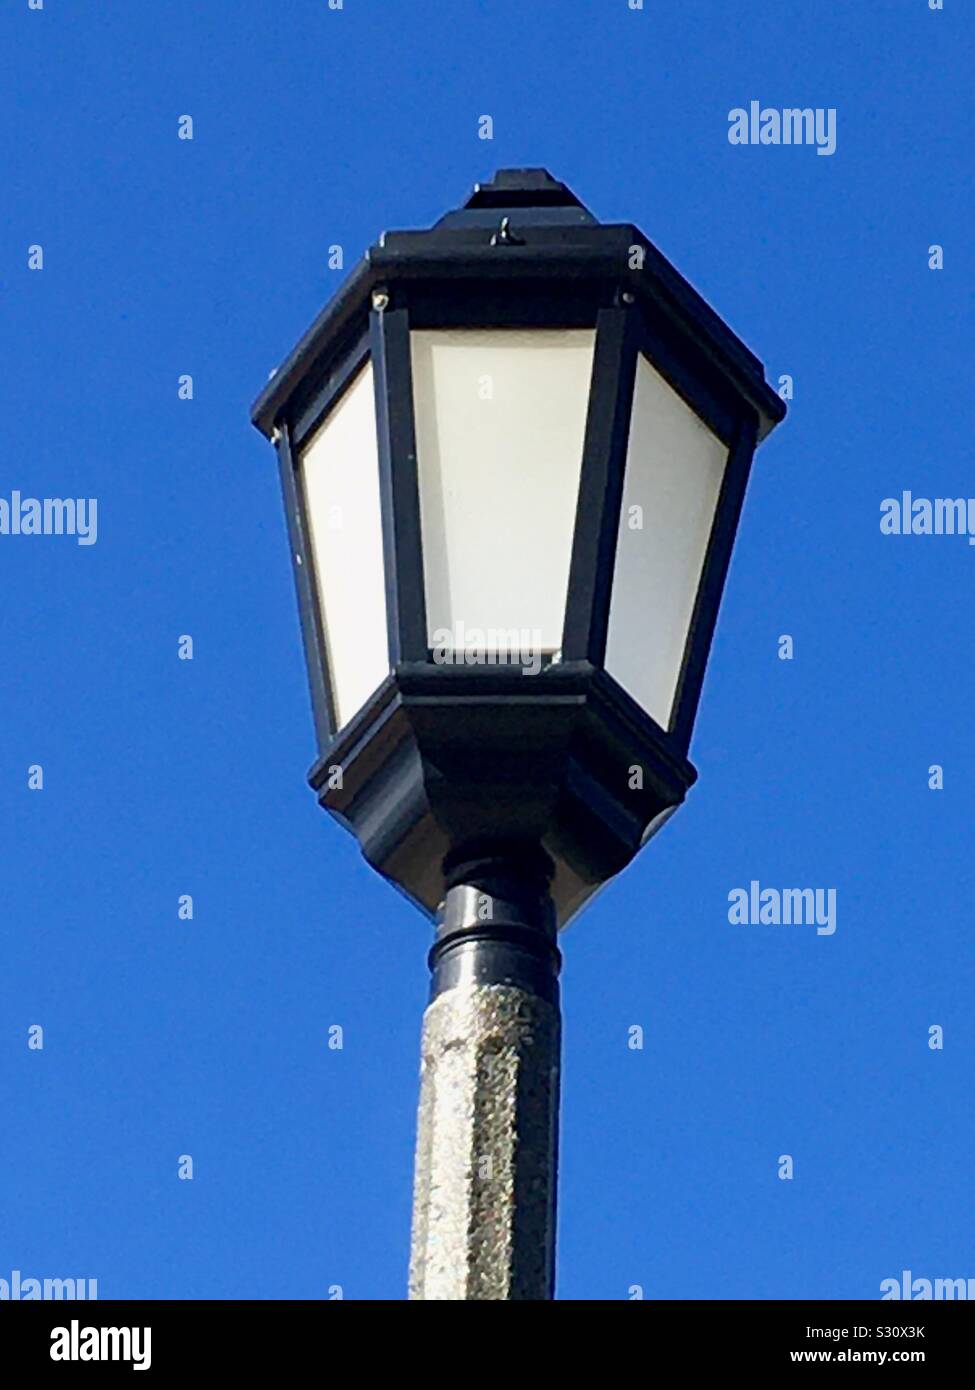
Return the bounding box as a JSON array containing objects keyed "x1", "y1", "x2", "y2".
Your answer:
[
  {"x1": 250, "y1": 168, "x2": 785, "y2": 444},
  {"x1": 462, "y1": 167, "x2": 590, "y2": 212}
]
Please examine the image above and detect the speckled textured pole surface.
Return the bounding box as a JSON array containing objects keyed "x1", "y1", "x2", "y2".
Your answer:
[{"x1": 408, "y1": 852, "x2": 562, "y2": 1301}]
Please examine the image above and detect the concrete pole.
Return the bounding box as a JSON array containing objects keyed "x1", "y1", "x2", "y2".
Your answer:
[{"x1": 408, "y1": 851, "x2": 562, "y2": 1300}]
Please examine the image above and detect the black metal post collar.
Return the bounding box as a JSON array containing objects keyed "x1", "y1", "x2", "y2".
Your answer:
[{"x1": 429, "y1": 844, "x2": 562, "y2": 1004}]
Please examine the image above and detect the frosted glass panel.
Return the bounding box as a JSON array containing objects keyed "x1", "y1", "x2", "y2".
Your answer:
[
  {"x1": 299, "y1": 362, "x2": 389, "y2": 730},
  {"x1": 605, "y1": 355, "x2": 728, "y2": 728},
  {"x1": 411, "y1": 329, "x2": 595, "y2": 667}
]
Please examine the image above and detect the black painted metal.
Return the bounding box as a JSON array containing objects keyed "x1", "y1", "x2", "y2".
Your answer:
[
  {"x1": 291, "y1": 331, "x2": 369, "y2": 453},
  {"x1": 273, "y1": 425, "x2": 335, "y2": 745},
  {"x1": 251, "y1": 169, "x2": 786, "y2": 928},
  {"x1": 306, "y1": 658, "x2": 695, "y2": 927},
  {"x1": 371, "y1": 306, "x2": 427, "y2": 667},
  {"x1": 462, "y1": 167, "x2": 586, "y2": 212},
  {"x1": 430, "y1": 847, "x2": 561, "y2": 1005},
  {"x1": 251, "y1": 169, "x2": 785, "y2": 443},
  {"x1": 671, "y1": 409, "x2": 761, "y2": 746},
  {"x1": 563, "y1": 305, "x2": 639, "y2": 666},
  {"x1": 635, "y1": 313, "x2": 740, "y2": 447}
]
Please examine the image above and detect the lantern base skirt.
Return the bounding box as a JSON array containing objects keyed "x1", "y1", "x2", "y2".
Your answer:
[{"x1": 311, "y1": 661, "x2": 697, "y2": 930}]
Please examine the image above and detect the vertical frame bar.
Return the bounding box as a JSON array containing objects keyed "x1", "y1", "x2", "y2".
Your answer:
[
  {"x1": 670, "y1": 409, "x2": 760, "y2": 749},
  {"x1": 371, "y1": 306, "x2": 428, "y2": 665},
  {"x1": 561, "y1": 305, "x2": 639, "y2": 664},
  {"x1": 274, "y1": 423, "x2": 336, "y2": 747}
]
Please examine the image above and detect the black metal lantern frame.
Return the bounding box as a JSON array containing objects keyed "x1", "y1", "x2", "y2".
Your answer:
[{"x1": 251, "y1": 169, "x2": 785, "y2": 926}]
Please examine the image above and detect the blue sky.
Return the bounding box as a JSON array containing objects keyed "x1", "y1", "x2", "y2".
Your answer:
[{"x1": 1, "y1": 0, "x2": 971, "y2": 1300}]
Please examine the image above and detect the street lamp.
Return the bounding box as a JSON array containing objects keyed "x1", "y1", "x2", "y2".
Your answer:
[{"x1": 251, "y1": 168, "x2": 785, "y2": 1300}]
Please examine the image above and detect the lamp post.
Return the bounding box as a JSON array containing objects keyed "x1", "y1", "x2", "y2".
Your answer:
[{"x1": 251, "y1": 168, "x2": 785, "y2": 1300}]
